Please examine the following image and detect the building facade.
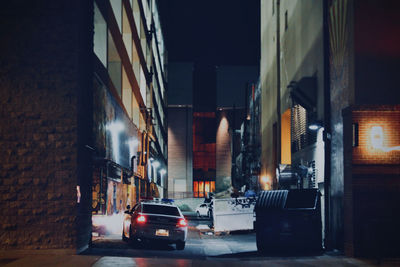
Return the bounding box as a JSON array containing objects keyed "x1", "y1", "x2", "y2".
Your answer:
[
  {"x1": 167, "y1": 64, "x2": 258, "y2": 198},
  {"x1": 328, "y1": 0, "x2": 400, "y2": 256},
  {"x1": 0, "y1": 0, "x2": 167, "y2": 252},
  {"x1": 167, "y1": 62, "x2": 194, "y2": 198},
  {"x1": 260, "y1": 0, "x2": 400, "y2": 256}
]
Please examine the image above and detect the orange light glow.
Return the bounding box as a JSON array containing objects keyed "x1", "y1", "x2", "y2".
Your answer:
[
  {"x1": 205, "y1": 181, "x2": 210, "y2": 193},
  {"x1": 352, "y1": 109, "x2": 400, "y2": 165},
  {"x1": 199, "y1": 181, "x2": 204, "y2": 197},
  {"x1": 260, "y1": 175, "x2": 272, "y2": 190},
  {"x1": 193, "y1": 181, "x2": 198, "y2": 197},
  {"x1": 370, "y1": 126, "x2": 400, "y2": 152},
  {"x1": 281, "y1": 109, "x2": 291, "y2": 164},
  {"x1": 210, "y1": 181, "x2": 215, "y2": 192},
  {"x1": 260, "y1": 175, "x2": 269, "y2": 184}
]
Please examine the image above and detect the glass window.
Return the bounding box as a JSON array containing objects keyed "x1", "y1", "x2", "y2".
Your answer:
[
  {"x1": 122, "y1": 5, "x2": 132, "y2": 62},
  {"x1": 110, "y1": 0, "x2": 122, "y2": 32},
  {"x1": 94, "y1": 3, "x2": 107, "y2": 67},
  {"x1": 108, "y1": 31, "x2": 122, "y2": 97},
  {"x1": 142, "y1": 204, "x2": 180, "y2": 216},
  {"x1": 193, "y1": 181, "x2": 198, "y2": 198},
  {"x1": 205, "y1": 181, "x2": 210, "y2": 193},
  {"x1": 198, "y1": 181, "x2": 204, "y2": 198},
  {"x1": 122, "y1": 68, "x2": 132, "y2": 118}
]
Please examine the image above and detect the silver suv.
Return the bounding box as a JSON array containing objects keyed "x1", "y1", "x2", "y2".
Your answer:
[{"x1": 122, "y1": 199, "x2": 188, "y2": 250}]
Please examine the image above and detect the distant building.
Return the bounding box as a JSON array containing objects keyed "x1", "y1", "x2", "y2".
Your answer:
[
  {"x1": 168, "y1": 64, "x2": 258, "y2": 198},
  {"x1": 234, "y1": 82, "x2": 262, "y2": 192},
  {"x1": 167, "y1": 62, "x2": 194, "y2": 199}
]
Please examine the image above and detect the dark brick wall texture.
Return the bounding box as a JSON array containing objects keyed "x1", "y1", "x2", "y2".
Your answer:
[
  {"x1": 343, "y1": 106, "x2": 400, "y2": 257},
  {"x1": 0, "y1": 1, "x2": 93, "y2": 251}
]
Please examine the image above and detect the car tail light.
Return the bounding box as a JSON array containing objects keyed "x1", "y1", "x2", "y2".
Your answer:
[
  {"x1": 136, "y1": 215, "x2": 146, "y2": 223},
  {"x1": 178, "y1": 219, "x2": 187, "y2": 227}
]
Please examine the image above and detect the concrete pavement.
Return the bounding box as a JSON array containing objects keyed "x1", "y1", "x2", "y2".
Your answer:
[
  {"x1": 1, "y1": 253, "x2": 399, "y2": 267},
  {"x1": 1, "y1": 221, "x2": 398, "y2": 266}
]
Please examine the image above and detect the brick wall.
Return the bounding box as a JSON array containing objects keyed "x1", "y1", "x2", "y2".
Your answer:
[
  {"x1": 0, "y1": 0, "x2": 93, "y2": 251},
  {"x1": 343, "y1": 105, "x2": 400, "y2": 257},
  {"x1": 352, "y1": 107, "x2": 400, "y2": 165}
]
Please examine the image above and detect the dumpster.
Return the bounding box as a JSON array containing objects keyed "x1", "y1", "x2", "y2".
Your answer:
[{"x1": 255, "y1": 189, "x2": 322, "y2": 253}]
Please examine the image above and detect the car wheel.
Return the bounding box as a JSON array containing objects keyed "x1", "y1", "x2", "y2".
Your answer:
[
  {"x1": 176, "y1": 240, "x2": 185, "y2": 250},
  {"x1": 196, "y1": 211, "x2": 200, "y2": 217}
]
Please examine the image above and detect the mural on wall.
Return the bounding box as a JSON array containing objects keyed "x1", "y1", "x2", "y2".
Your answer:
[{"x1": 93, "y1": 77, "x2": 140, "y2": 215}]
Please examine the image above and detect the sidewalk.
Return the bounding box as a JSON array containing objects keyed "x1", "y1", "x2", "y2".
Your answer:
[{"x1": 0, "y1": 251, "x2": 399, "y2": 267}]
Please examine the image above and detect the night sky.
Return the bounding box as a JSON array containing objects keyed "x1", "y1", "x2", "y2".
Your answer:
[
  {"x1": 158, "y1": 0, "x2": 260, "y2": 110},
  {"x1": 158, "y1": 0, "x2": 260, "y2": 65}
]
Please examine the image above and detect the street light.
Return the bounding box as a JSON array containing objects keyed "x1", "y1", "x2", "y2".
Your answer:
[
  {"x1": 308, "y1": 120, "x2": 323, "y2": 131},
  {"x1": 106, "y1": 121, "x2": 124, "y2": 163},
  {"x1": 159, "y1": 168, "x2": 166, "y2": 185},
  {"x1": 152, "y1": 160, "x2": 160, "y2": 168},
  {"x1": 149, "y1": 160, "x2": 160, "y2": 183}
]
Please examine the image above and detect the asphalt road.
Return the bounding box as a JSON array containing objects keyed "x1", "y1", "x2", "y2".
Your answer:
[{"x1": 85, "y1": 217, "x2": 257, "y2": 260}]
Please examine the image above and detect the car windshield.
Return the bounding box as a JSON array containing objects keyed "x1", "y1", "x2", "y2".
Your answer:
[{"x1": 142, "y1": 204, "x2": 180, "y2": 216}]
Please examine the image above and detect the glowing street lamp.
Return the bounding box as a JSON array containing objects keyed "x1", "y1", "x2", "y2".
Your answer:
[
  {"x1": 308, "y1": 120, "x2": 323, "y2": 131},
  {"x1": 106, "y1": 121, "x2": 124, "y2": 163},
  {"x1": 152, "y1": 160, "x2": 160, "y2": 169},
  {"x1": 159, "y1": 168, "x2": 166, "y2": 186}
]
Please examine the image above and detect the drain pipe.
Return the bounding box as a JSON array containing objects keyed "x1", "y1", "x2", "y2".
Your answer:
[
  {"x1": 323, "y1": 0, "x2": 332, "y2": 251},
  {"x1": 275, "y1": 0, "x2": 282, "y2": 189}
]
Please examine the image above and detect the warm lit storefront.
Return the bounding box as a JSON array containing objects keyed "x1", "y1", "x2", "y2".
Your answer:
[{"x1": 193, "y1": 112, "x2": 216, "y2": 198}]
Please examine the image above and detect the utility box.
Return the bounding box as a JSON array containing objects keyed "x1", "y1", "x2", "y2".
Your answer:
[
  {"x1": 213, "y1": 197, "x2": 256, "y2": 232},
  {"x1": 255, "y1": 189, "x2": 322, "y2": 253}
]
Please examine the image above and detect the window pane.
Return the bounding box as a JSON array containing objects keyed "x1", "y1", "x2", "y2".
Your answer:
[
  {"x1": 199, "y1": 181, "x2": 204, "y2": 198},
  {"x1": 210, "y1": 181, "x2": 215, "y2": 193},
  {"x1": 94, "y1": 3, "x2": 107, "y2": 67},
  {"x1": 193, "y1": 181, "x2": 198, "y2": 198},
  {"x1": 108, "y1": 31, "x2": 122, "y2": 97},
  {"x1": 142, "y1": 204, "x2": 180, "y2": 216},
  {"x1": 110, "y1": 0, "x2": 122, "y2": 32},
  {"x1": 205, "y1": 181, "x2": 210, "y2": 193}
]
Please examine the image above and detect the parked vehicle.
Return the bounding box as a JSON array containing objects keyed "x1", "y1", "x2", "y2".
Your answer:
[
  {"x1": 122, "y1": 199, "x2": 188, "y2": 250},
  {"x1": 195, "y1": 203, "x2": 212, "y2": 218}
]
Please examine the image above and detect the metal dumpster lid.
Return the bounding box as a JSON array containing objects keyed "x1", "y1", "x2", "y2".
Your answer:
[
  {"x1": 255, "y1": 189, "x2": 320, "y2": 212},
  {"x1": 255, "y1": 190, "x2": 288, "y2": 211}
]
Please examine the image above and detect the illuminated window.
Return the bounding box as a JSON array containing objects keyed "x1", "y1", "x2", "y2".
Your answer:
[
  {"x1": 210, "y1": 181, "x2": 215, "y2": 193},
  {"x1": 193, "y1": 181, "x2": 198, "y2": 198},
  {"x1": 281, "y1": 109, "x2": 291, "y2": 164},
  {"x1": 198, "y1": 181, "x2": 204, "y2": 198},
  {"x1": 193, "y1": 180, "x2": 215, "y2": 198},
  {"x1": 205, "y1": 181, "x2": 210, "y2": 193}
]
